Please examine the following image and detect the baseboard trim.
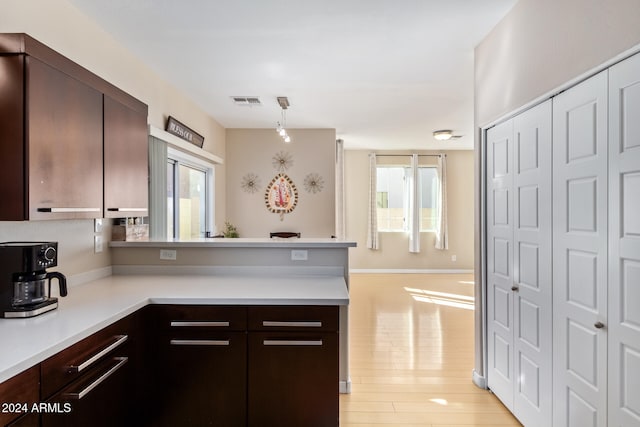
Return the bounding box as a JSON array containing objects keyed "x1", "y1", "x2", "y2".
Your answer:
[
  {"x1": 350, "y1": 268, "x2": 474, "y2": 274},
  {"x1": 472, "y1": 369, "x2": 487, "y2": 389},
  {"x1": 339, "y1": 379, "x2": 351, "y2": 394}
]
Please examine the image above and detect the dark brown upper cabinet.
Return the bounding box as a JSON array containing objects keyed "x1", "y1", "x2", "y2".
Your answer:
[
  {"x1": 0, "y1": 33, "x2": 148, "y2": 221},
  {"x1": 104, "y1": 95, "x2": 149, "y2": 218}
]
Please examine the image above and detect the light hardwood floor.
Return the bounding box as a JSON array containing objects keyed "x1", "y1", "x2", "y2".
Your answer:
[{"x1": 339, "y1": 273, "x2": 522, "y2": 427}]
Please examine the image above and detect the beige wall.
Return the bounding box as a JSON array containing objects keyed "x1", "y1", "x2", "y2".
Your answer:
[
  {"x1": 475, "y1": 0, "x2": 640, "y2": 127},
  {"x1": 225, "y1": 129, "x2": 336, "y2": 238},
  {"x1": 345, "y1": 150, "x2": 474, "y2": 271},
  {"x1": 0, "y1": 0, "x2": 225, "y2": 276}
]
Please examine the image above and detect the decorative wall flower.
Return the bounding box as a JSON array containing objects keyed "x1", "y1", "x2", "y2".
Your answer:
[
  {"x1": 272, "y1": 150, "x2": 293, "y2": 172},
  {"x1": 240, "y1": 173, "x2": 261, "y2": 194},
  {"x1": 304, "y1": 173, "x2": 324, "y2": 194}
]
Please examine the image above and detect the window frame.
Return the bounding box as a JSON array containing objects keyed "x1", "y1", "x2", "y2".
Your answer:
[
  {"x1": 375, "y1": 164, "x2": 438, "y2": 233},
  {"x1": 167, "y1": 147, "x2": 215, "y2": 239}
]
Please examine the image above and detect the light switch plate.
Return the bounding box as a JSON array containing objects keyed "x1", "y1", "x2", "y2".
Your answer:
[
  {"x1": 94, "y1": 218, "x2": 103, "y2": 233},
  {"x1": 94, "y1": 235, "x2": 103, "y2": 253}
]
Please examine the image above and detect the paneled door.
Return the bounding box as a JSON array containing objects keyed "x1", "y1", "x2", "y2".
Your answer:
[
  {"x1": 608, "y1": 52, "x2": 640, "y2": 427},
  {"x1": 552, "y1": 70, "x2": 608, "y2": 427},
  {"x1": 512, "y1": 100, "x2": 552, "y2": 426},
  {"x1": 487, "y1": 119, "x2": 515, "y2": 409},
  {"x1": 487, "y1": 101, "x2": 552, "y2": 426}
]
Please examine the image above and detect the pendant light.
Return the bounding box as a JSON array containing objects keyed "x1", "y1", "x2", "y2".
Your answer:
[{"x1": 275, "y1": 97, "x2": 292, "y2": 143}]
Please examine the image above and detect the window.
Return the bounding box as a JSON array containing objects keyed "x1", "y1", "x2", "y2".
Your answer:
[
  {"x1": 167, "y1": 148, "x2": 214, "y2": 239},
  {"x1": 376, "y1": 165, "x2": 438, "y2": 232}
]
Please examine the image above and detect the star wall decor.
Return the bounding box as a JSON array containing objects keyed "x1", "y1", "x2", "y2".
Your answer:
[
  {"x1": 240, "y1": 173, "x2": 261, "y2": 194},
  {"x1": 303, "y1": 173, "x2": 324, "y2": 194},
  {"x1": 272, "y1": 150, "x2": 293, "y2": 172}
]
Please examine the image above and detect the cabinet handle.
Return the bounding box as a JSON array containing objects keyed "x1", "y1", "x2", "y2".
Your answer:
[
  {"x1": 37, "y1": 207, "x2": 101, "y2": 213},
  {"x1": 594, "y1": 321, "x2": 605, "y2": 329},
  {"x1": 263, "y1": 340, "x2": 323, "y2": 346},
  {"x1": 64, "y1": 357, "x2": 128, "y2": 400},
  {"x1": 262, "y1": 321, "x2": 322, "y2": 328},
  {"x1": 170, "y1": 321, "x2": 230, "y2": 327},
  {"x1": 67, "y1": 335, "x2": 128, "y2": 373},
  {"x1": 170, "y1": 339, "x2": 230, "y2": 346},
  {"x1": 107, "y1": 208, "x2": 147, "y2": 212}
]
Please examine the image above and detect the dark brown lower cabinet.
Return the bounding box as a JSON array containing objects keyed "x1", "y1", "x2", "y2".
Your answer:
[
  {"x1": 149, "y1": 330, "x2": 247, "y2": 426},
  {"x1": 248, "y1": 331, "x2": 339, "y2": 427}
]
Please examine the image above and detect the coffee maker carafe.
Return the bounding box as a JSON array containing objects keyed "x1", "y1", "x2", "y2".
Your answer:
[{"x1": 0, "y1": 242, "x2": 68, "y2": 318}]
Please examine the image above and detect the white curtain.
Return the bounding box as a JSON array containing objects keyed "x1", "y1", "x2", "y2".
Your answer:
[
  {"x1": 366, "y1": 153, "x2": 379, "y2": 250},
  {"x1": 435, "y1": 154, "x2": 449, "y2": 250},
  {"x1": 335, "y1": 139, "x2": 345, "y2": 239},
  {"x1": 408, "y1": 154, "x2": 421, "y2": 253}
]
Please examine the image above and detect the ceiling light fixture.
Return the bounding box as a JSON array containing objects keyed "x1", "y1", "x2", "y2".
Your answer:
[
  {"x1": 433, "y1": 130, "x2": 453, "y2": 141},
  {"x1": 276, "y1": 97, "x2": 292, "y2": 143}
]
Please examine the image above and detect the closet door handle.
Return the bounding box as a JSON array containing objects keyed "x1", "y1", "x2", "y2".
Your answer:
[
  {"x1": 170, "y1": 321, "x2": 230, "y2": 327},
  {"x1": 511, "y1": 284, "x2": 519, "y2": 291},
  {"x1": 594, "y1": 321, "x2": 605, "y2": 329},
  {"x1": 170, "y1": 340, "x2": 230, "y2": 346},
  {"x1": 67, "y1": 335, "x2": 128, "y2": 373},
  {"x1": 64, "y1": 357, "x2": 128, "y2": 400}
]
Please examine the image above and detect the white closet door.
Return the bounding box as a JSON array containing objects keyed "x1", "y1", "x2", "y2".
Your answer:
[
  {"x1": 608, "y1": 52, "x2": 640, "y2": 427},
  {"x1": 487, "y1": 119, "x2": 515, "y2": 409},
  {"x1": 512, "y1": 100, "x2": 553, "y2": 426},
  {"x1": 553, "y1": 70, "x2": 608, "y2": 427}
]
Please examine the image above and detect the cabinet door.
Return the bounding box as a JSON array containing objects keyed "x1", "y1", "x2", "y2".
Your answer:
[
  {"x1": 0, "y1": 55, "x2": 25, "y2": 221},
  {"x1": 104, "y1": 95, "x2": 148, "y2": 218},
  {"x1": 26, "y1": 57, "x2": 103, "y2": 220},
  {"x1": 552, "y1": 70, "x2": 608, "y2": 427},
  {"x1": 608, "y1": 52, "x2": 640, "y2": 427},
  {"x1": 42, "y1": 355, "x2": 132, "y2": 427},
  {"x1": 0, "y1": 365, "x2": 39, "y2": 427},
  {"x1": 248, "y1": 331, "x2": 339, "y2": 427}
]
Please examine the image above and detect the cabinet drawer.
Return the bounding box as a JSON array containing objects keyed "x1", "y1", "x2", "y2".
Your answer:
[
  {"x1": 41, "y1": 317, "x2": 131, "y2": 398},
  {"x1": 153, "y1": 305, "x2": 247, "y2": 331},
  {"x1": 0, "y1": 365, "x2": 39, "y2": 426},
  {"x1": 248, "y1": 306, "x2": 338, "y2": 332}
]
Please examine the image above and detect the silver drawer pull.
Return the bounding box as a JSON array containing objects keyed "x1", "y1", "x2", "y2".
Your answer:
[
  {"x1": 170, "y1": 321, "x2": 230, "y2": 327},
  {"x1": 262, "y1": 321, "x2": 322, "y2": 328},
  {"x1": 170, "y1": 339, "x2": 230, "y2": 346},
  {"x1": 68, "y1": 335, "x2": 128, "y2": 373},
  {"x1": 107, "y1": 208, "x2": 147, "y2": 212},
  {"x1": 263, "y1": 340, "x2": 323, "y2": 346},
  {"x1": 65, "y1": 357, "x2": 128, "y2": 400},
  {"x1": 37, "y1": 207, "x2": 101, "y2": 213}
]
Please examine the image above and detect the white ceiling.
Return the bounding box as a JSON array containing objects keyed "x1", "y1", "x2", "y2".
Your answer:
[{"x1": 68, "y1": 0, "x2": 517, "y2": 150}]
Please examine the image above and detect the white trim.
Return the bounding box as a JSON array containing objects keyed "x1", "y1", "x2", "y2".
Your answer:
[
  {"x1": 350, "y1": 268, "x2": 474, "y2": 274},
  {"x1": 472, "y1": 369, "x2": 487, "y2": 389},
  {"x1": 339, "y1": 379, "x2": 351, "y2": 394},
  {"x1": 149, "y1": 125, "x2": 223, "y2": 164}
]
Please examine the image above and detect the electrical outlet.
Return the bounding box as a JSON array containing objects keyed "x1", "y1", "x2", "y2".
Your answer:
[
  {"x1": 94, "y1": 235, "x2": 103, "y2": 253},
  {"x1": 160, "y1": 249, "x2": 177, "y2": 260},
  {"x1": 291, "y1": 250, "x2": 308, "y2": 261},
  {"x1": 451, "y1": 255, "x2": 457, "y2": 262}
]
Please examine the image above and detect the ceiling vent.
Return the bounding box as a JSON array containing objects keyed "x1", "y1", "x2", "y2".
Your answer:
[{"x1": 231, "y1": 96, "x2": 262, "y2": 106}]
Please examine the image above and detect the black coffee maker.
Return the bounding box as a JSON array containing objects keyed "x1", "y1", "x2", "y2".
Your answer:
[{"x1": 0, "y1": 242, "x2": 68, "y2": 318}]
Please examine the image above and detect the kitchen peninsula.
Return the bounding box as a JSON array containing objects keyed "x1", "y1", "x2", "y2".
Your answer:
[{"x1": 0, "y1": 238, "x2": 354, "y2": 426}]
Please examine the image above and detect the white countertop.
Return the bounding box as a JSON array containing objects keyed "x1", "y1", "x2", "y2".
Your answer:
[
  {"x1": 0, "y1": 273, "x2": 349, "y2": 383},
  {"x1": 110, "y1": 237, "x2": 357, "y2": 249}
]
